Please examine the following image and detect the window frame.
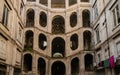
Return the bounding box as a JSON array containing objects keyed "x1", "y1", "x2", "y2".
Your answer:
[
  {"x1": 112, "y1": 4, "x2": 120, "y2": 27},
  {"x1": 95, "y1": 25, "x2": 100, "y2": 44},
  {"x1": 2, "y1": 4, "x2": 9, "y2": 27},
  {"x1": 116, "y1": 41, "x2": 120, "y2": 55}
]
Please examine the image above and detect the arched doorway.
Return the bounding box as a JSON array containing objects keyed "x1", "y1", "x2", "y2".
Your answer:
[
  {"x1": 52, "y1": 61, "x2": 66, "y2": 75},
  {"x1": 71, "y1": 57, "x2": 79, "y2": 75},
  {"x1": 23, "y1": 54, "x2": 32, "y2": 72},
  {"x1": 84, "y1": 54, "x2": 93, "y2": 71},
  {"x1": 38, "y1": 58, "x2": 46, "y2": 75}
]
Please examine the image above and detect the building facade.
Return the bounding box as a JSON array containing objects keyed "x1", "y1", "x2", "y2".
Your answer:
[
  {"x1": 92, "y1": 0, "x2": 120, "y2": 75},
  {"x1": 0, "y1": 0, "x2": 120, "y2": 75}
]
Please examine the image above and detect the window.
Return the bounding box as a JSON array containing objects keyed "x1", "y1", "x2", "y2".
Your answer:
[
  {"x1": 39, "y1": 0, "x2": 48, "y2": 6},
  {"x1": 16, "y1": 49, "x2": 21, "y2": 63},
  {"x1": 93, "y1": 3, "x2": 98, "y2": 20},
  {"x1": 116, "y1": 42, "x2": 120, "y2": 55},
  {"x1": 97, "y1": 53, "x2": 101, "y2": 63},
  {"x1": 69, "y1": 0, "x2": 77, "y2": 6},
  {"x1": 95, "y1": 25, "x2": 100, "y2": 43},
  {"x1": 20, "y1": 3, "x2": 23, "y2": 15},
  {"x1": 0, "y1": 35, "x2": 7, "y2": 59},
  {"x1": 17, "y1": 23, "x2": 23, "y2": 43},
  {"x1": 112, "y1": 5, "x2": 120, "y2": 26},
  {"x1": 2, "y1": 5, "x2": 9, "y2": 26}
]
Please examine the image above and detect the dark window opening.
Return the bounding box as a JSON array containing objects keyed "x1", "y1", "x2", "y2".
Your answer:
[
  {"x1": 23, "y1": 54, "x2": 32, "y2": 72},
  {"x1": 38, "y1": 58, "x2": 46, "y2": 75},
  {"x1": 82, "y1": 10, "x2": 90, "y2": 27},
  {"x1": 0, "y1": 64, "x2": 6, "y2": 75},
  {"x1": 81, "y1": 0, "x2": 89, "y2": 2},
  {"x1": 52, "y1": 37, "x2": 65, "y2": 58},
  {"x1": 39, "y1": 0, "x2": 48, "y2": 6},
  {"x1": 26, "y1": 9, "x2": 35, "y2": 27},
  {"x1": 52, "y1": 15, "x2": 65, "y2": 34},
  {"x1": 70, "y1": 34, "x2": 78, "y2": 50},
  {"x1": 14, "y1": 68, "x2": 21, "y2": 75},
  {"x1": 52, "y1": 61, "x2": 65, "y2": 75},
  {"x1": 71, "y1": 57, "x2": 79, "y2": 75},
  {"x1": 83, "y1": 31, "x2": 91, "y2": 50},
  {"x1": 51, "y1": 0, "x2": 65, "y2": 8},
  {"x1": 24, "y1": 30, "x2": 33, "y2": 51},
  {"x1": 2, "y1": 5, "x2": 9, "y2": 26},
  {"x1": 39, "y1": 12, "x2": 47, "y2": 27},
  {"x1": 69, "y1": 0, "x2": 77, "y2": 6},
  {"x1": 85, "y1": 54, "x2": 93, "y2": 71},
  {"x1": 70, "y1": 12, "x2": 77, "y2": 27},
  {"x1": 39, "y1": 34, "x2": 47, "y2": 50}
]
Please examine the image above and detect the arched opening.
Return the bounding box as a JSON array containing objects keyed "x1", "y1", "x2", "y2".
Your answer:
[
  {"x1": 52, "y1": 37, "x2": 65, "y2": 58},
  {"x1": 26, "y1": 9, "x2": 35, "y2": 27},
  {"x1": 52, "y1": 61, "x2": 65, "y2": 75},
  {"x1": 39, "y1": 0, "x2": 48, "y2": 6},
  {"x1": 39, "y1": 12, "x2": 47, "y2": 27},
  {"x1": 83, "y1": 31, "x2": 91, "y2": 50},
  {"x1": 39, "y1": 33, "x2": 47, "y2": 50},
  {"x1": 70, "y1": 34, "x2": 78, "y2": 50},
  {"x1": 70, "y1": 12, "x2": 77, "y2": 27},
  {"x1": 51, "y1": 0, "x2": 65, "y2": 8},
  {"x1": 84, "y1": 54, "x2": 93, "y2": 71},
  {"x1": 23, "y1": 54, "x2": 32, "y2": 72},
  {"x1": 0, "y1": 64, "x2": 6, "y2": 75},
  {"x1": 24, "y1": 30, "x2": 33, "y2": 51},
  {"x1": 38, "y1": 58, "x2": 46, "y2": 75},
  {"x1": 71, "y1": 57, "x2": 79, "y2": 75},
  {"x1": 81, "y1": 0, "x2": 89, "y2": 2},
  {"x1": 69, "y1": 0, "x2": 77, "y2": 6},
  {"x1": 52, "y1": 15, "x2": 65, "y2": 34},
  {"x1": 82, "y1": 10, "x2": 90, "y2": 27}
]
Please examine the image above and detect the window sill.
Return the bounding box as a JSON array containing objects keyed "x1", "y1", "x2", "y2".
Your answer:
[
  {"x1": 112, "y1": 23, "x2": 120, "y2": 31},
  {"x1": 0, "y1": 22, "x2": 9, "y2": 31}
]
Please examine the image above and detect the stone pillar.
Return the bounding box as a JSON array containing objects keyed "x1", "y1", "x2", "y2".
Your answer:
[
  {"x1": 66, "y1": 57, "x2": 71, "y2": 75},
  {"x1": 7, "y1": 66, "x2": 14, "y2": 75},
  {"x1": 32, "y1": 53, "x2": 37, "y2": 75},
  {"x1": 80, "y1": 53, "x2": 85, "y2": 75},
  {"x1": 66, "y1": 0, "x2": 69, "y2": 9}
]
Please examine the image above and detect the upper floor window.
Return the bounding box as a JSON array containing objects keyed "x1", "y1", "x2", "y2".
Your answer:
[
  {"x1": 51, "y1": 0, "x2": 65, "y2": 8},
  {"x1": 93, "y1": 3, "x2": 98, "y2": 20},
  {"x1": 95, "y1": 25, "x2": 100, "y2": 43},
  {"x1": 20, "y1": 3, "x2": 23, "y2": 15},
  {"x1": 116, "y1": 42, "x2": 120, "y2": 55},
  {"x1": 39, "y1": 0, "x2": 48, "y2": 6},
  {"x1": 26, "y1": 9, "x2": 35, "y2": 27},
  {"x1": 69, "y1": 0, "x2": 77, "y2": 6},
  {"x1": 70, "y1": 12, "x2": 77, "y2": 27},
  {"x1": 112, "y1": 5, "x2": 120, "y2": 27},
  {"x1": 39, "y1": 11, "x2": 47, "y2": 27},
  {"x1": 0, "y1": 35, "x2": 7, "y2": 59},
  {"x1": 82, "y1": 10, "x2": 90, "y2": 27},
  {"x1": 17, "y1": 23, "x2": 23, "y2": 43},
  {"x1": 2, "y1": 5, "x2": 9, "y2": 26}
]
